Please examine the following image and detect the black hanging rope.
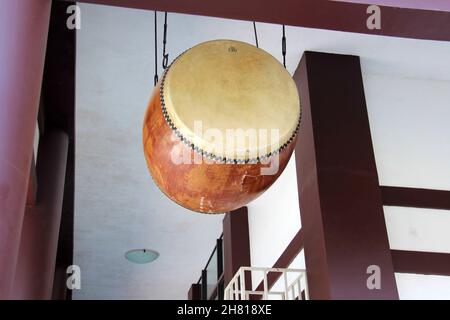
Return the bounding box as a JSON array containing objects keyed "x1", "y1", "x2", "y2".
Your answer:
[
  {"x1": 162, "y1": 12, "x2": 169, "y2": 69},
  {"x1": 154, "y1": 11, "x2": 158, "y2": 86},
  {"x1": 253, "y1": 21, "x2": 259, "y2": 48},
  {"x1": 282, "y1": 25, "x2": 286, "y2": 69}
]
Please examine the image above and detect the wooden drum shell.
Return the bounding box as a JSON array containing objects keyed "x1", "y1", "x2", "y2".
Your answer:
[{"x1": 143, "y1": 84, "x2": 297, "y2": 214}]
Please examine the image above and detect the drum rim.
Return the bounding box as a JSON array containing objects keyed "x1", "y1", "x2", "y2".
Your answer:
[{"x1": 159, "y1": 40, "x2": 301, "y2": 164}]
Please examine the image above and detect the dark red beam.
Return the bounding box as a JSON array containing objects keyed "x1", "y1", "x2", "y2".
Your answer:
[
  {"x1": 337, "y1": 0, "x2": 450, "y2": 12},
  {"x1": 60, "y1": 0, "x2": 450, "y2": 42},
  {"x1": 254, "y1": 232, "x2": 450, "y2": 295},
  {"x1": 391, "y1": 250, "x2": 450, "y2": 276},
  {"x1": 294, "y1": 51, "x2": 398, "y2": 299},
  {"x1": 222, "y1": 207, "x2": 251, "y2": 288},
  {"x1": 11, "y1": 131, "x2": 69, "y2": 299},
  {"x1": 188, "y1": 283, "x2": 202, "y2": 300},
  {"x1": 381, "y1": 186, "x2": 450, "y2": 210}
]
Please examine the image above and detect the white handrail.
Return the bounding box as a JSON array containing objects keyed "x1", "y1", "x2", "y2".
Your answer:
[{"x1": 224, "y1": 266, "x2": 308, "y2": 300}]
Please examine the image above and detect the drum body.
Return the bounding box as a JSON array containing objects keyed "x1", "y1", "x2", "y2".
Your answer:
[{"x1": 143, "y1": 40, "x2": 300, "y2": 213}]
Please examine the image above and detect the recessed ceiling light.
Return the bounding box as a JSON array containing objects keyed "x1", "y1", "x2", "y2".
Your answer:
[{"x1": 125, "y1": 249, "x2": 159, "y2": 264}]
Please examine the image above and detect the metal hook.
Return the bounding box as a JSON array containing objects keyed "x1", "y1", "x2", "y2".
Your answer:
[
  {"x1": 282, "y1": 25, "x2": 287, "y2": 68},
  {"x1": 154, "y1": 11, "x2": 159, "y2": 86},
  {"x1": 162, "y1": 53, "x2": 169, "y2": 69},
  {"x1": 162, "y1": 12, "x2": 169, "y2": 70}
]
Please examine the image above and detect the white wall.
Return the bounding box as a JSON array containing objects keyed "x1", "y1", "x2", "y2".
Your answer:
[
  {"x1": 364, "y1": 74, "x2": 450, "y2": 190},
  {"x1": 395, "y1": 273, "x2": 450, "y2": 300},
  {"x1": 366, "y1": 74, "x2": 450, "y2": 299},
  {"x1": 385, "y1": 206, "x2": 450, "y2": 299},
  {"x1": 384, "y1": 207, "x2": 450, "y2": 253},
  {"x1": 247, "y1": 155, "x2": 301, "y2": 289}
]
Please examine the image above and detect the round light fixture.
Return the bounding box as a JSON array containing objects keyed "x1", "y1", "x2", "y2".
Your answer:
[{"x1": 125, "y1": 249, "x2": 159, "y2": 264}]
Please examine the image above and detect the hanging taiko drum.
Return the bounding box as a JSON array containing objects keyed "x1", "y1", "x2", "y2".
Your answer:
[{"x1": 143, "y1": 40, "x2": 300, "y2": 213}]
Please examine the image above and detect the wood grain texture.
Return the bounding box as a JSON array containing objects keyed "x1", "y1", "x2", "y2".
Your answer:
[{"x1": 143, "y1": 85, "x2": 296, "y2": 213}]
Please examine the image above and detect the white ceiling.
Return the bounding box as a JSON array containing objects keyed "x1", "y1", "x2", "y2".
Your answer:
[{"x1": 74, "y1": 3, "x2": 450, "y2": 299}]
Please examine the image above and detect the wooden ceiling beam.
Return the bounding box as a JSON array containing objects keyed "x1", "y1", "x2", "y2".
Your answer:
[{"x1": 59, "y1": 0, "x2": 450, "y2": 41}]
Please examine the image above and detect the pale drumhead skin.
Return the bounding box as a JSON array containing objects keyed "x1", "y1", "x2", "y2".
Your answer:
[{"x1": 162, "y1": 40, "x2": 300, "y2": 161}]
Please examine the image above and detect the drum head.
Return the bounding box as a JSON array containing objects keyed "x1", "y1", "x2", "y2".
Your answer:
[{"x1": 161, "y1": 40, "x2": 300, "y2": 161}]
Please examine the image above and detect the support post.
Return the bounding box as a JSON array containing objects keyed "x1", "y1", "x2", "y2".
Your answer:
[
  {"x1": 0, "y1": 0, "x2": 52, "y2": 299},
  {"x1": 222, "y1": 207, "x2": 252, "y2": 289},
  {"x1": 293, "y1": 51, "x2": 399, "y2": 299},
  {"x1": 11, "y1": 131, "x2": 69, "y2": 299},
  {"x1": 188, "y1": 283, "x2": 202, "y2": 300}
]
